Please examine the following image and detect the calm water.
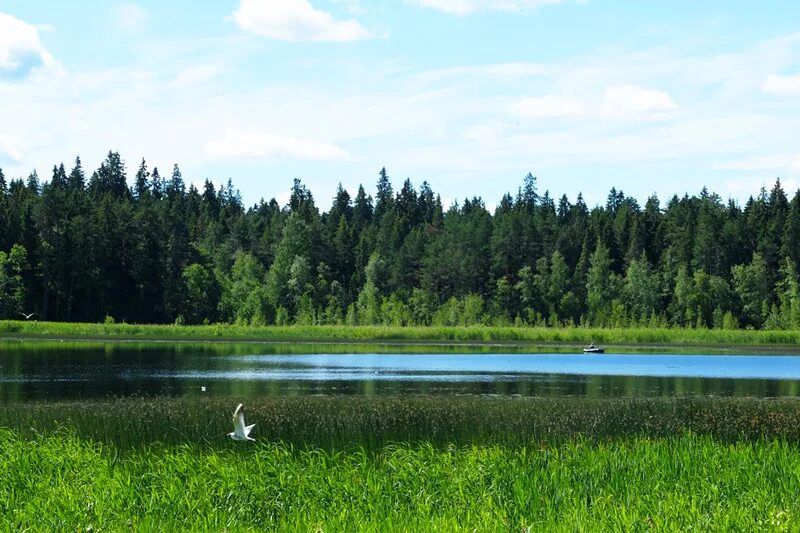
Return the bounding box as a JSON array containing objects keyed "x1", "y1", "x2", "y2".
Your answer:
[{"x1": 1, "y1": 342, "x2": 800, "y2": 401}]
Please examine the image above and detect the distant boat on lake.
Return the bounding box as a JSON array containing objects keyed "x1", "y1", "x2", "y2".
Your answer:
[{"x1": 583, "y1": 343, "x2": 604, "y2": 354}]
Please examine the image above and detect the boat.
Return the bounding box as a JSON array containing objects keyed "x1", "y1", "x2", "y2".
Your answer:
[{"x1": 583, "y1": 343, "x2": 604, "y2": 354}]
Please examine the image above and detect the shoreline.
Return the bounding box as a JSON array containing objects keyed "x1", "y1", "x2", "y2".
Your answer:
[
  {"x1": 3, "y1": 335, "x2": 800, "y2": 355},
  {"x1": 2, "y1": 321, "x2": 800, "y2": 354}
]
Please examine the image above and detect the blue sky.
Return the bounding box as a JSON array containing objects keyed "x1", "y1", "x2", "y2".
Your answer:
[{"x1": 1, "y1": 0, "x2": 799, "y2": 209}]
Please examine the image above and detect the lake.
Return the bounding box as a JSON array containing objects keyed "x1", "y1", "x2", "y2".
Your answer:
[{"x1": 1, "y1": 341, "x2": 799, "y2": 401}]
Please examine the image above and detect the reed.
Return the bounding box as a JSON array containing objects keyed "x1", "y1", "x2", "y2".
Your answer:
[
  {"x1": 4, "y1": 320, "x2": 800, "y2": 350},
  {"x1": 3, "y1": 396, "x2": 800, "y2": 450},
  {"x1": 0, "y1": 428, "x2": 797, "y2": 531},
  {"x1": 3, "y1": 396, "x2": 800, "y2": 530}
]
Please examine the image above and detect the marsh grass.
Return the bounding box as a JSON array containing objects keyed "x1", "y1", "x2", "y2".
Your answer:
[
  {"x1": 4, "y1": 320, "x2": 800, "y2": 350},
  {"x1": 3, "y1": 396, "x2": 800, "y2": 450},
  {"x1": 2, "y1": 396, "x2": 800, "y2": 530},
  {"x1": 0, "y1": 429, "x2": 798, "y2": 531}
]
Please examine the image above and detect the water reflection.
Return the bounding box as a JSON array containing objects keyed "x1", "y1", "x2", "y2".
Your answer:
[{"x1": 1, "y1": 341, "x2": 799, "y2": 401}]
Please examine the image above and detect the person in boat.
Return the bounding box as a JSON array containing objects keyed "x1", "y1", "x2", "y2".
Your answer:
[{"x1": 588, "y1": 342, "x2": 596, "y2": 349}]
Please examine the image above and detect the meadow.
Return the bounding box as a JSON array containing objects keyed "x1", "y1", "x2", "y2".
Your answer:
[
  {"x1": 1, "y1": 396, "x2": 800, "y2": 531},
  {"x1": 5, "y1": 320, "x2": 800, "y2": 351}
]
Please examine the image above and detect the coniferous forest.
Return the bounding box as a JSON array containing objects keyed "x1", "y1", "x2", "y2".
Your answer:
[{"x1": 1, "y1": 151, "x2": 799, "y2": 330}]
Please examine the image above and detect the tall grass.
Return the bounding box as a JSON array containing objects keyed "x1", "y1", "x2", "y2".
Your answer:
[
  {"x1": 3, "y1": 396, "x2": 800, "y2": 450},
  {"x1": 0, "y1": 429, "x2": 797, "y2": 531},
  {"x1": 4, "y1": 320, "x2": 800, "y2": 349},
  {"x1": 3, "y1": 397, "x2": 800, "y2": 530}
]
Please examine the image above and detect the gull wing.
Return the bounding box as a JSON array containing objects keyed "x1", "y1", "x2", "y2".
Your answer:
[
  {"x1": 244, "y1": 423, "x2": 255, "y2": 437},
  {"x1": 232, "y1": 403, "x2": 247, "y2": 437}
]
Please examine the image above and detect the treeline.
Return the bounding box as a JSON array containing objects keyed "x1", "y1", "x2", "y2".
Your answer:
[{"x1": 1, "y1": 152, "x2": 799, "y2": 329}]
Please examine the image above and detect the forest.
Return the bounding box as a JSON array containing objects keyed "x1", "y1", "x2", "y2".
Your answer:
[{"x1": 0, "y1": 151, "x2": 798, "y2": 330}]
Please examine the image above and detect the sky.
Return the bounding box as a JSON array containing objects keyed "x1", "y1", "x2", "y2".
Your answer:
[{"x1": 1, "y1": 0, "x2": 799, "y2": 210}]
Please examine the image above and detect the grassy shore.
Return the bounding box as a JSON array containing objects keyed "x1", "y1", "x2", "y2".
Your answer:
[
  {"x1": 1, "y1": 396, "x2": 799, "y2": 531},
  {"x1": 4, "y1": 320, "x2": 800, "y2": 350}
]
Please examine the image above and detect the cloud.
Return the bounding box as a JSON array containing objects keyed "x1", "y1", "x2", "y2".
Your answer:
[
  {"x1": 0, "y1": 134, "x2": 22, "y2": 162},
  {"x1": 172, "y1": 65, "x2": 219, "y2": 87},
  {"x1": 330, "y1": 0, "x2": 366, "y2": 15},
  {"x1": 205, "y1": 131, "x2": 352, "y2": 160},
  {"x1": 792, "y1": 156, "x2": 800, "y2": 171},
  {"x1": 0, "y1": 12, "x2": 55, "y2": 77},
  {"x1": 601, "y1": 85, "x2": 678, "y2": 119},
  {"x1": 406, "y1": 0, "x2": 567, "y2": 16},
  {"x1": 712, "y1": 155, "x2": 796, "y2": 171},
  {"x1": 232, "y1": 0, "x2": 375, "y2": 42},
  {"x1": 115, "y1": 2, "x2": 148, "y2": 30},
  {"x1": 762, "y1": 74, "x2": 800, "y2": 96},
  {"x1": 512, "y1": 95, "x2": 584, "y2": 118},
  {"x1": 413, "y1": 62, "x2": 549, "y2": 87}
]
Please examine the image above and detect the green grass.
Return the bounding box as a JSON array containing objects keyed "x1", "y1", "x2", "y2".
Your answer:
[
  {"x1": 4, "y1": 396, "x2": 800, "y2": 450},
  {"x1": 4, "y1": 320, "x2": 800, "y2": 351},
  {"x1": 1, "y1": 430, "x2": 798, "y2": 531},
  {"x1": 2, "y1": 397, "x2": 800, "y2": 530}
]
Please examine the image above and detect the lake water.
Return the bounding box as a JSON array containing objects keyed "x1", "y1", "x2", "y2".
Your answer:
[{"x1": 1, "y1": 342, "x2": 799, "y2": 401}]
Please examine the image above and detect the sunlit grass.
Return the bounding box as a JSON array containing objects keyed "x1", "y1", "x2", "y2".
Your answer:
[
  {"x1": 4, "y1": 320, "x2": 800, "y2": 350},
  {"x1": 0, "y1": 429, "x2": 797, "y2": 531},
  {"x1": 2, "y1": 396, "x2": 800, "y2": 530}
]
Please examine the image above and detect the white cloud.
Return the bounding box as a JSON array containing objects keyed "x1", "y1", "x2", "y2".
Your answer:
[
  {"x1": 792, "y1": 156, "x2": 800, "y2": 171},
  {"x1": 330, "y1": 0, "x2": 366, "y2": 15},
  {"x1": 0, "y1": 134, "x2": 22, "y2": 162},
  {"x1": 512, "y1": 95, "x2": 584, "y2": 118},
  {"x1": 601, "y1": 85, "x2": 678, "y2": 119},
  {"x1": 205, "y1": 131, "x2": 352, "y2": 160},
  {"x1": 413, "y1": 62, "x2": 549, "y2": 86},
  {"x1": 0, "y1": 12, "x2": 55, "y2": 77},
  {"x1": 406, "y1": 0, "x2": 567, "y2": 15},
  {"x1": 172, "y1": 65, "x2": 219, "y2": 87},
  {"x1": 232, "y1": 0, "x2": 375, "y2": 42},
  {"x1": 116, "y1": 2, "x2": 148, "y2": 30},
  {"x1": 763, "y1": 73, "x2": 800, "y2": 96},
  {"x1": 712, "y1": 155, "x2": 796, "y2": 171},
  {"x1": 462, "y1": 123, "x2": 504, "y2": 143}
]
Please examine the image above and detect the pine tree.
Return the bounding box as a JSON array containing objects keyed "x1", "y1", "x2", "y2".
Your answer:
[
  {"x1": 68, "y1": 157, "x2": 85, "y2": 192},
  {"x1": 374, "y1": 167, "x2": 393, "y2": 223},
  {"x1": 134, "y1": 159, "x2": 150, "y2": 199},
  {"x1": 782, "y1": 190, "x2": 800, "y2": 267},
  {"x1": 166, "y1": 164, "x2": 185, "y2": 201},
  {"x1": 150, "y1": 167, "x2": 163, "y2": 199}
]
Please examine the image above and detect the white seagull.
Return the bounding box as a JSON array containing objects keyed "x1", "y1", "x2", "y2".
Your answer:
[
  {"x1": 20, "y1": 312, "x2": 36, "y2": 320},
  {"x1": 229, "y1": 403, "x2": 255, "y2": 441}
]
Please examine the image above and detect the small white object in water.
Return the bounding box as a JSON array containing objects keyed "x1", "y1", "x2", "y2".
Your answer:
[
  {"x1": 200, "y1": 386, "x2": 206, "y2": 392},
  {"x1": 229, "y1": 403, "x2": 255, "y2": 441}
]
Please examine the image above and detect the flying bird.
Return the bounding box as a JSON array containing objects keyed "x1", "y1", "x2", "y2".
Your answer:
[
  {"x1": 20, "y1": 312, "x2": 36, "y2": 320},
  {"x1": 229, "y1": 403, "x2": 255, "y2": 442}
]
